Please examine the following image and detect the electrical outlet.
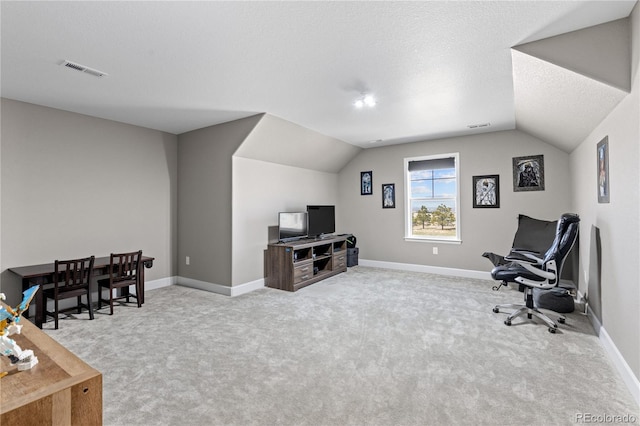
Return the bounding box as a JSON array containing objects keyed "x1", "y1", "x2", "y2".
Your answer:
[
  {"x1": 186, "y1": 256, "x2": 190, "y2": 265},
  {"x1": 433, "y1": 247, "x2": 438, "y2": 255}
]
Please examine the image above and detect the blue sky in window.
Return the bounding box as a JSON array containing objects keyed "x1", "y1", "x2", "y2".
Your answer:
[
  {"x1": 409, "y1": 167, "x2": 457, "y2": 213},
  {"x1": 410, "y1": 169, "x2": 455, "y2": 179},
  {"x1": 410, "y1": 178, "x2": 456, "y2": 198}
]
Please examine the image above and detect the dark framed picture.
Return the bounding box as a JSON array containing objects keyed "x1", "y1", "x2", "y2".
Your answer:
[
  {"x1": 597, "y1": 136, "x2": 610, "y2": 203},
  {"x1": 512, "y1": 155, "x2": 544, "y2": 192},
  {"x1": 382, "y1": 183, "x2": 395, "y2": 208},
  {"x1": 361, "y1": 171, "x2": 373, "y2": 195},
  {"x1": 473, "y1": 175, "x2": 500, "y2": 208}
]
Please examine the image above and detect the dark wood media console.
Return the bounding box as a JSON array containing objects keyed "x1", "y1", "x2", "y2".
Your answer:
[{"x1": 265, "y1": 235, "x2": 348, "y2": 291}]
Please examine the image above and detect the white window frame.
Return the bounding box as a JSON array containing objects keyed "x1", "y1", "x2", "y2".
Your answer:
[{"x1": 404, "y1": 153, "x2": 461, "y2": 243}]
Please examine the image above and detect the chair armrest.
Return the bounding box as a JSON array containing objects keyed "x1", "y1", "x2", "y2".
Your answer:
[
  {"x1": 505, "y1": 250, "x2": 543, "y2": 264},
  {"x1": 519, "y1": 262, "x2": 556, "y2": 280},
  {"x1": 515, "y1": 276, "x2": 557, "y2": 289}
]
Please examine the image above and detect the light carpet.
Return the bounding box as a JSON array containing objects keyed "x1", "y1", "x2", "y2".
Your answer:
[{"x1": 43, "y1": 266, "x2": 639, "y2": 425}]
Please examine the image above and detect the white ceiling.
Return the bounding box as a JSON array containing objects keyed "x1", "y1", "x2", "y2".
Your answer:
[{"x1": 1, "y1": 1, "x2": 636, "y2": 150}]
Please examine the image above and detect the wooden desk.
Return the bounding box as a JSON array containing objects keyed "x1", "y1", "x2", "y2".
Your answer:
[
  {"x1": 0, "y1": 308, "x2": 102, "y2": 425},
  {"x1": 9, "y1": 255, "x2": 154, "y2": 328}
]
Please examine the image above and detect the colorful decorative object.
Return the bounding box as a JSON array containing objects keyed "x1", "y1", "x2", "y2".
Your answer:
[{"x1": 1, "y1": 286, "x2": 40, "y2": 377}]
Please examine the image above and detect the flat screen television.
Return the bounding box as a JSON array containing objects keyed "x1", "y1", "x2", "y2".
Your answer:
[
  {"x1": 278, "y1": 212, "x2": 308, "y2": 242},
  {"x1": 307, "y1": 205, "x2": 335, "y2": 238}
]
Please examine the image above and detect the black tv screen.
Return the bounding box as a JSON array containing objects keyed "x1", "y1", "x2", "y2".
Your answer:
[
  {"x1": 307, "y1": 205, "x2": 335, "y2": 237},
  {"x1": 278, "y1": 212, "x2": 308, "y2": 242}
]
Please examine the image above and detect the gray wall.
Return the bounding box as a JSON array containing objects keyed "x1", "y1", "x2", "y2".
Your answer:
[
  {"x1": 231, "y1": 114, "x2": 360, "y2": 286},
  {"x1": 570, "y1": 3, "x2": 639, "y2": 380},
  {"x1": 0, "y1": 98, "x2": 178, "y2": 303},
  {"x1": 177, "y1": 115, "x2": 263, "y2": 287},
  {"x1": 169, "y1": 112, "x2": 360, "y2": 289},
  {"x1": 337, "y1": 130, "x2": 572, "y2": 273},
  {"x1": 232, "y1": 157, "x2": 339, "y2": 285}
]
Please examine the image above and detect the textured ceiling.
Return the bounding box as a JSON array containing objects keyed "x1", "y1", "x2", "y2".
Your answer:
[
  {"x1": 1, "y1": 1, "x2": 636, "y2": 150},
  {"x1": 512, "y1": 49, "x2": 627, "y2": 153}
]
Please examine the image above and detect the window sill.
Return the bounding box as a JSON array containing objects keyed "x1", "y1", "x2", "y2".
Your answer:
[{"x1": 404, "y1": 237, "x2": 462, "y2": 244}]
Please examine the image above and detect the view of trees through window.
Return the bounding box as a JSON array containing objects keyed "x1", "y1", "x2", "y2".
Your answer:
[{"x1": 406, "y1": 154, "x2": 459, "y2": 239}]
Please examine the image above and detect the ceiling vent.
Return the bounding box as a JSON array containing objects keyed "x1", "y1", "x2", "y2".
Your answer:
[
  {"x1": 467, "y1": 122, "x2": 491, "y2": 129},
  {"x1": 61, "y1": 60, "x2": 108, "y2": 78}
]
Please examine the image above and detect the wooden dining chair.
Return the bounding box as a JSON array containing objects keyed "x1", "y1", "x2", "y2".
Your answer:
[
  {"x1": 98, "y1": 250, "x2": 142, "y2": 315},
  {"x1": 43, "y1": 256, "x2": 95, "y2": 329}
]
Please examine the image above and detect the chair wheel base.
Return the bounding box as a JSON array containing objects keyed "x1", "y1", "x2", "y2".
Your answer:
[
  {"x1": 558, "y1": 317, "x2": 565, "y2": 324},
  {"x1": 493, "y1": 307, "x2": 499, "y2": 313},
  {"x1": 504, "y1": 319, "x2": 512, "y2": 326},
  {"x1": 548, "y1": 327, "x2": 557, "y2": 333}
]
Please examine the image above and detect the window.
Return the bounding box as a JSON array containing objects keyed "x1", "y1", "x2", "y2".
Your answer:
[{"x1": 404, "y1": 153, "x2": 460, "y2": 241}]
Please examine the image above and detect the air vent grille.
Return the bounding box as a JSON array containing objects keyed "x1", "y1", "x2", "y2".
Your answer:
[
  {"x1": 61, "y1": 60, "x2": 108, "y2": 78},
  {"x1": 467, "y1": 123, "x2": 491, "y2": 129}
]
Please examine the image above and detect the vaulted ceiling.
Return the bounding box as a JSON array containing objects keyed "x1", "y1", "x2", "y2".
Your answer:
[{"x1": 1, "y1": 1, "x2": 636, "y2": 152}]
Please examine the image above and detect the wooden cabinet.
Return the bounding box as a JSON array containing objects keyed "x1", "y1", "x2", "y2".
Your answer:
[
  {"x1": 265, "y1": 236, "x2": 348, "y2": 291},
  {"x1": 0, "y1": 308, "x2": 102, "y2": 425}
]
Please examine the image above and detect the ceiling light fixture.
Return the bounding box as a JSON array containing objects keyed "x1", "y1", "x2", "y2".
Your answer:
[{"x1": 354, "y1": 94, "x2": 376, "y2": 109}]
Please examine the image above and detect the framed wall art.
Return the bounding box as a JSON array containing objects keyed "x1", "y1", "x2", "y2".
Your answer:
[
  {"x1": 597, "y1": 136, "x2": 610, "y2": 203},
  {"x1": 472, "y1": 175, "x2": 500, "y2": 208},
  {"x1": 382, "y1": 183, "x2": 395, "y2": 208},
  {"x1": 512, "y1": 155, "x2": 544, "y2": 192},
  {"x1": 361, "y1": 171, "x2": 372, "y2": 195}
]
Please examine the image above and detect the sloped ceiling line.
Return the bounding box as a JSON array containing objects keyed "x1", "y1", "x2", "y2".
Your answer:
[
  {"x1": 514, "y1": 18, "x2": 631, "y2": 92},
  {"x1": 512, "y1": 18, "x2": 631, "y2": 152},
  {"x1": 233, "y1": 114, "x2": 362, "y2": 174}
]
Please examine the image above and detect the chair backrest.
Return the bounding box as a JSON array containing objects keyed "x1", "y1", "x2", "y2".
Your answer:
[
  {"x1": 511, "y1": 214, "x2": 557, "y2": 253},
  {"x1": 109, "y1": 250, "x2": 142, "y2": 283},
  {"x1": 542, "y1": 213, "x2": 580, "y2": 282},
  {"x1": 54, "y1": 256, "x2": 95, "y2": 292}
]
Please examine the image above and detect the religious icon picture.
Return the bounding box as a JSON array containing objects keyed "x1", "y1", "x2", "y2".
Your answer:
[
  {"x1": 361, "y1": 171, "x2": 373, "y2": 195},
  {"x1": 473, "y1": 175, "x2": 500, "y2": 208},
  {"x1": 382, "y1": 183, "x2": 395, "y2": 208},
  {"x1": 512, "y1": 155, "x2": 544, "y2": 192},
  {"x1": 597, "y1": 136, "x2": 610, "y2": 203}
]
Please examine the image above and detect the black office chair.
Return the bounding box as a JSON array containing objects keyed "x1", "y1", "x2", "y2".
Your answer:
[
  {"x1": 482, "y1": 214, "x2": 558, "y2": 272},
  {"x1": 491, "y1": 213, "x2": 580, "y2": 333}
]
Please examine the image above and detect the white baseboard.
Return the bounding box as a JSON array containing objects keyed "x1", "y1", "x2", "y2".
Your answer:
[
  {"x1": 230, "y1": 278, "x2": 265, "y2": 297},
  {"x1": 177, "y1": 276, "x2": 232, "y2": 296},
  {"x1": 598, "y1": 325, "x2": 640, "y2": 405},
  {"x1": 358, "y1": 259, "x2": 491, "y2": 281},
  {"x1": 176, "y1": 276, "x2": 264, "y2": 297},
  {"x1": 586, "y1": 299, "x2": 602, "y2": 334},
  {"x1": 582, "y1": 294, "x2": 638, "y2": 404},
  {"x1": 144, "y1": 276, "x2": 176, "y2": 291}
]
